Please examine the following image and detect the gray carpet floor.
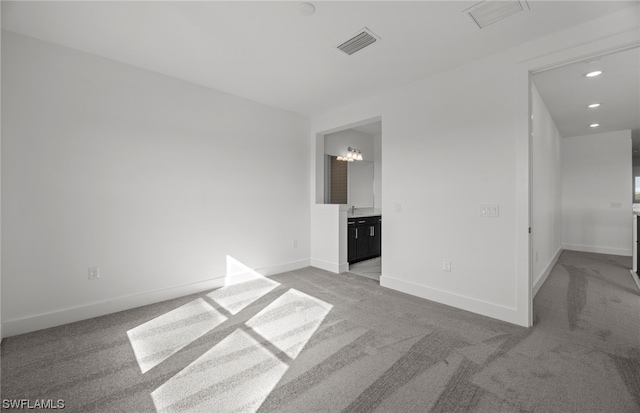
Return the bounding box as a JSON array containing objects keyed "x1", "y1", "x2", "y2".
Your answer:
[{"x1": 1, "y1": 250, "x2": 639, "y2": 412}]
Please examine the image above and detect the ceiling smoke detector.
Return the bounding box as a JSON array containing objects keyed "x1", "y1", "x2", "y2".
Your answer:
[
  {"x1": 337, "y1": 28, "x2": 380, "y2": 56},
  {"x1": 464, "y1": 0, "x2": 529, "y2": 29}
]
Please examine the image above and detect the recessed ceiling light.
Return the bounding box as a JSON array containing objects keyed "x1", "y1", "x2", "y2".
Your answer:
[
  {"x1": 587, "y1": 103, "x2": 601, "y2": 108},
  {"x1": 585, "y1": 70, "x2": 603, "y2": 78},
  {"x1": 299, "y1": 2, "x2": 316, "y2": 16},
  {"x1": 589, "y1": 123, "x2": 600, "y2": 128}
]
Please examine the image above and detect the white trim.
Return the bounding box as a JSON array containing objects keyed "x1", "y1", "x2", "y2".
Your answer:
[
  {"x1": 3, "y1": 278, "x2": 223, "y2": 337},
  {"x1": 563, "y1": 244, "x2": 632, "y2": 257},
  {"x1": 310, "y1": 258, "x2": 341, "y2": 273},
  {"x1": 256, "y1": 259, "x2": 310, "y2": 276},
  {"x1": 516, "y1": 47, "x2": 533, "y2": 327},
  {"x1": 519, "y1": 29, "x2": 640, "y2": 327},
  {"x1": 380, "y1": 275, "x2": 522, "y2": 326},
  {"x1": 629, "y1": 270, "x2": 640, "y2": 292},
  {"x1": 310, "y1": 258, "x2": 349, "y2": 274},
  {"x1": 339, "y1": 262, "x2": 349, "y2": 273},
  {"x1": 533, "y1": 247, "x2": 563, "y2": 297},
  {"x1": 2, "y1": 259, "x2": 310, "y2": 338}
]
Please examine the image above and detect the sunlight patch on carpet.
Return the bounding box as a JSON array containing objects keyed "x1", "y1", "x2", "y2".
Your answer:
[
  {"x1": 150, "y1": 288, "x2": 333, "y2": 412},
  {"x1": 150, "y1": 329, "x2": 288, "y2": 413},
  {"x1": 128, "y1": 256, "x2": 282, "y2": 373},
  {"x1": 127, "y1": 298, "x2": 227, "y2": 373},
  {"x1": 246, "y1": 289, "x2": 333, "y2": 359},
  {"x1": 134, "y1": 256, "x2": 333, "y2": 411},
  {"x1": 207, "y1": 276, "x2": 279, "y2": 315}
]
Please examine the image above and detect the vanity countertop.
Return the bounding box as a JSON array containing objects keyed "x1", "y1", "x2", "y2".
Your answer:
[{"x1": 347, "y1": 208, "x2": 382, "y2": 218}]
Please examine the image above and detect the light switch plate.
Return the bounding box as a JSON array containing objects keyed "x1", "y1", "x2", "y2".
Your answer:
[{"x1": 480, "y1": 204, "x2": 499, "y2": 217}]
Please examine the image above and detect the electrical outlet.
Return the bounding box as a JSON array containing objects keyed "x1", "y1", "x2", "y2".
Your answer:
[
  {"x1": 88, "y1": 266, "x2": 100, "y2": 280},
  {"x1": 395, "y1": 203, "x2": 402, "y2": 213},
  {"x1": 442, "y1": 261, "x2": 452, "y2": 272},
  {"x1": 292, "y1": 239, "x2": 298, "y2": 248},
  {"x1": 480, "y1": 204, "x2": 499, "y2": 217}
]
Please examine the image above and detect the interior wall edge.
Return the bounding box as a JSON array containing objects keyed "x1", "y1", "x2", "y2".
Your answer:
[
  {"x1": 629, "y1": 269, "x2": 640, "y2": 292},
  {"x1": 533, "y1": 247, "x2": 563, "y2": 298}
]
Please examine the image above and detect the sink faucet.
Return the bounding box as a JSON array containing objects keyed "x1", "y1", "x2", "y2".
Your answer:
[{"x1": 351, "y1": 205, "x2": 356, "y2": 214}]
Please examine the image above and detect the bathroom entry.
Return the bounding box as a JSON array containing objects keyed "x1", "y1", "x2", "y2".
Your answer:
[
  {"x1": 320, "y1": 120, "x2": 382, "y2": 281},
  {"x1": 322, "y1": 121, "x2": 380, "y2": 210}
]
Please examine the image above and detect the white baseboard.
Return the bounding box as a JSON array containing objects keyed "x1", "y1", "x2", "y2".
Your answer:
[
  {"x1": 563, "y1": 243, "x2": 631, "y2": 257},
  {"x1": 310, "y1": 258, "x2": 341, "y2": 273},
  {"x1": 629, "y1": 270, "x2": 640, "y2": 292},
  {"x1": 533, "y1": 247, "x2": 563, "y2": 297},
  {"x1": 339, "y1": 262, "x2": 349, "y2": 273},
  {"x1": 379, "y1": 275, "x2": 524, "y2": 326},
  {"x1": 3, "y1": 278, "x2": 226, "y2": 338},
  {"x1": 2, "y1": 259, "x2": 310, "y2": 338},
  {"x1": 256, "y1": 259, "x2": 310, "y2": 276}
]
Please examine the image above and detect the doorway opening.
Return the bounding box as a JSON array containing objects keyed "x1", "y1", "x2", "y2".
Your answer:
[
  {"x1": 314, "y1": 116, "x2": 383, "y2": 281},
  {"x1": 527, "y1": 44, "x2": 639, "y2": 325}
]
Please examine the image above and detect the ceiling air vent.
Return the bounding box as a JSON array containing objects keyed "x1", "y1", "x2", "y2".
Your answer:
[
  {"x1": 464, "y1": 0, "x2": 529, "y2": 29},
  {"x1": 337, "y1": 28, "x2": 380, "y2": 56}
]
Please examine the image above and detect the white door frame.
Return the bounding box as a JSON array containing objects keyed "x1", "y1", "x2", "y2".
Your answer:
[{"x1": 517, "y1": 30, "x2": 640, "y2": 327}]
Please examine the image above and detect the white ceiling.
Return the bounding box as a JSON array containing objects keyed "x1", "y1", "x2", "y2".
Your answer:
[
  {"x1": 532, "y1": 47, "x2": 640, "y2": 141},
  {"x1": 2, "y1": 1, "x2": 638, "y2": 117}
]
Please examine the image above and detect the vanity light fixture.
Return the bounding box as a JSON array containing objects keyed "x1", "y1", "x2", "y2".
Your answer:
[
  {"x1": 589, "y1": 123, "x2": 600, "y2": 128},
  {"x1": 337, "y1": 147, "x2": 363, "y2": 162},
  {"x1": 587, "y1": 103, "x2": 601, "y2": 108},
  {"x1": 585, "y1": 70, "x2": 603, "y2": 78}
]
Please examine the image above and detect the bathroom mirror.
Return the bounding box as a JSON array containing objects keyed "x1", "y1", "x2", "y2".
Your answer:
[{"x1": 325, "y1": 155, "x2": 374, "y2": 207}]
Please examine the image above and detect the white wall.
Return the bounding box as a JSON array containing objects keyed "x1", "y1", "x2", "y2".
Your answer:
[
  {"x1": 310, "y1": 204, "x2": 348, "y2": 273},
  {"x1": 531, "y1": 84, "x2": 563, "y2": 295},
  {"x1": 310, "y1": 8, "x2": 639, "y2": 326},
  {"x1": 562, "y1": 130, "x2": 632, "y2": 256},
  {"x1": 1, "y1": 32, "x2": 311, "y2": 336},
  {"x1": 313, "y1": 53, "x2": 523, "y2": 325}
]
